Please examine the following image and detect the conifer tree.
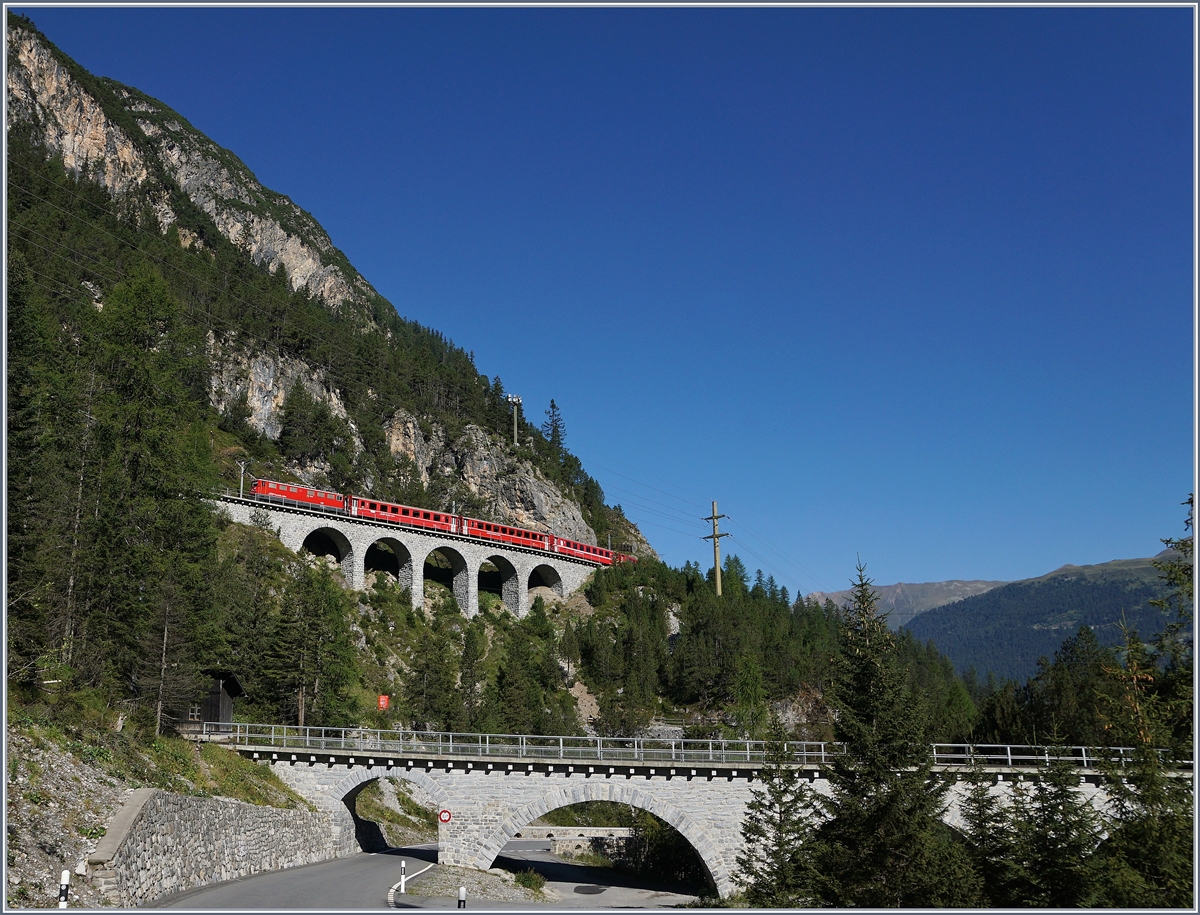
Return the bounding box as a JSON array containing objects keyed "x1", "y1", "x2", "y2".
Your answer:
[
  {"x1": 1006, "y1": 754, "x2": 1103, "y2": 906},
  {"x1": 735, "y1": 714, "x2": 820, "y2": 905},
  {"x1": 458, "y1": 623, "x2": 487, "y2": 731},
  {"x1": 1094, "y1": 625, "x2": 1194, "y2": 907},
  {"x1": 559, "y1": 620, "x2": 580, "y2": 681},
  {"x1": 802, "y1": 563, "x2": 980, "y2": 906},
  {"x1": 959, "y1": 761, "x2": 1021, "y2": 905},
  {"x1": 541, "y1": 399, "x2": 566, "y2": 452}
]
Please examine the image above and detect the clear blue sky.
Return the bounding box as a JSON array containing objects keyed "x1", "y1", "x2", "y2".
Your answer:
[{"x1": 17, "y1": 6, "x2": 1195, "y2": 596}]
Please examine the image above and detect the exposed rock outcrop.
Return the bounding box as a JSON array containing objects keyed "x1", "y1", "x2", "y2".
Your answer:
[
  {"x1": 7, "y1": 30, "x2": 151, "y2": 197},
  {"x1": 7, "y1": 18, "x2": 378, "y2": 313},
  {"x1": 208, "y1": 336, "x2": 357, "y2": 443}
]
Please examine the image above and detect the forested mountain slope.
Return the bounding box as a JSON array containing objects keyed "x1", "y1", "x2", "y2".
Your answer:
[{"x1": 904, "y1": 554, "x2": 1175, "y2": 682}]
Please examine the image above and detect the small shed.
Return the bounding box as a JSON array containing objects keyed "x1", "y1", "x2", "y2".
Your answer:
[{"x1": 176, "y1": 670, "x2": 246, "y2": 736}]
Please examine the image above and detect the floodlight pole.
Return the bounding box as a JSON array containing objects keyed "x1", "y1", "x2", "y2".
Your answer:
[{"x1": 506, "y1": 395, "x2": 522, "y2": 447}]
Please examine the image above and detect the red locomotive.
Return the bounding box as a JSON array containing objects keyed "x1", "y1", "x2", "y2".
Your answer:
[{"x1": 249, "y1": 478, "x2": 634, "y2": 566}]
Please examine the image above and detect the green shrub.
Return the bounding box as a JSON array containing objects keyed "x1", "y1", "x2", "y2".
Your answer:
[{"x1": 514, "y1": 869, "x2": 546, "y2": 892}]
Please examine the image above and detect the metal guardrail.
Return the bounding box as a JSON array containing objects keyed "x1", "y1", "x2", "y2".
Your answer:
[{"x1": 204, "y1": 723, "x2": 1189, "y2": 769}]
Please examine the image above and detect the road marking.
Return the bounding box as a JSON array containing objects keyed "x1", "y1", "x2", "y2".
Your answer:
[{"x1": 388, "y1": 863, "x2": 435, "y2": 907}]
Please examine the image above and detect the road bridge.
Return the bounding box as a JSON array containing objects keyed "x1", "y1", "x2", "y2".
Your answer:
[
  {"x1": 215, "y1": 494, "x2": 595, "y2": 618},
  {"x1": 208, "y1": 723, "x2": 1159, "y2": 898}
]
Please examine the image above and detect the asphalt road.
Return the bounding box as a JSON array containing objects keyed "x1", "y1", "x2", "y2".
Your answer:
[{"x1": 153, "y1": 842, "x2": 703, "y2": 909}]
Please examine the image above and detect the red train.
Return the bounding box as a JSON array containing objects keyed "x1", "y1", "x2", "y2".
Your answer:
[{"x1": 249, "y1": 478, "x2": 633, "y2": 566}]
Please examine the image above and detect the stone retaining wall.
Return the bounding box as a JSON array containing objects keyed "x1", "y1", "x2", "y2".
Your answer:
[{"x1": 88, "y1": 789, "x2": 355, "y2": 906}]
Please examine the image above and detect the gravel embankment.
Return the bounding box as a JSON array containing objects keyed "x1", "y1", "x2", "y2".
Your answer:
[
  {"x1": 5, "y1": 727, "x2": 129, "y2": 908},
  {"x1": 405, "y1": 864, "x2": 547, "y2": 904}
]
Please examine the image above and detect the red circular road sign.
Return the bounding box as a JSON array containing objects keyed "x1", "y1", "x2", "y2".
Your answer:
[{"x1": 438, "y1": 809, "x2": 452, "y2": 823}]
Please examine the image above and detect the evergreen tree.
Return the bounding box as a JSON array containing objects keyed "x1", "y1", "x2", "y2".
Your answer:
[
  {"x1": 735, "y1": 714, "x2": 820, "y2": 905},
  {"x1": 458, "y1": 623, "x2": 487, "y2": 731},
  {"x1": 731, "y1": 656, "x2": 768, "y2": 740},
  {"x1": 1148, "y1": 494, "x2": 1194, "y2": 756},
  {"x1": 404, "y1": 626, "x2": 460, "y2": 730},
  {"x1": 270, "y1": 562, "x2": 360, "y2": 727},
  {"x1": 541, "y1": 399, "x2": 566, "y2": 452},
  {"x1": 959, "y1": 761, "x2": 1022, "y2": 905},
  {"x1": 802, "y1": 563, "x2": 980, "y2": 906},
  {"x1": 492, "y1": 632, "x2": 539, "y2": 734},
  {"x1": 559, "y1": 620, "x2": 580, "y2": 681},
  {"x1": 1094, "y1": 625, "x2": 1194, "y2": 907},
  {"x1": 1006, "y1": 755, "x2": 1103, "y2": 906}
]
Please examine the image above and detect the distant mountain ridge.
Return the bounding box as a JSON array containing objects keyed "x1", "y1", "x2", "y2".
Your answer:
[
  {"x1": 807, "y1": 579, "x2": 1008, "y2": 629},
  {"x1": 903, "y1": 552, "x2": 1178, "y2": 682}
]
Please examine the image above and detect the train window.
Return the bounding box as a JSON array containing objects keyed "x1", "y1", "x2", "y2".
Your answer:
[
  {"x1": 423, "y1": 512, "x2": 430, "y2": 520},
  {"x1": 289, "y1": 487, "x2": 297, "y2": 493}
]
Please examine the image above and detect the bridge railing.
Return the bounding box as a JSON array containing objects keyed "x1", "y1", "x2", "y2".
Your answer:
[
  {"x1": 204, "y1": 723, "x2": 839, "y2": 765},
  {"x1": 204, "y1": 723, "x2": 1187, "y2": 769}
]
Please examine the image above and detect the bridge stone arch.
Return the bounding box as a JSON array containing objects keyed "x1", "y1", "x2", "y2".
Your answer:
[
  {"x1": 476, "y1": 781, "x2": 721, "y2": 893},
  {"x1": 421, "y1": 546, "x2": 471, "y2": 615},
  {"x1": 528, "y1": 564, "x2": 565, "y2": 600},
  {"x1": 364, "y1": 536, "x2": 414, "y2": 594},
  {"x1": 299, "y1": 527, "x2": 355, "y2": 581},
  {"x1": 479, "y1": 554, "x2": 520, "y2": 616},
  {"x1": 331, "y1": 765, "x2": 451, "y2": 814}
]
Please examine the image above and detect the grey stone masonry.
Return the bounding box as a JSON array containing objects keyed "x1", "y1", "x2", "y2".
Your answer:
[
  {"x1": 87, "y1": 789, "x2": 355, "y2": 906},
  {"x1": 264, "y1": 751, "x2": 1116, "y2": 900},
  {"x1": 215, "y1": 496, "x2": 595, "y2": 618}
]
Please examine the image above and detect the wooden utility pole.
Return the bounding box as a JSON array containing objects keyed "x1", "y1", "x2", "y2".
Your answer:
[{"x1": 703, "y1": 501, "x2": 730, "y2": 596}]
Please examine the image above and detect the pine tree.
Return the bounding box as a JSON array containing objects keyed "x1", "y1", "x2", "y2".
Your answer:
[
  {"x1": 458, "y1": 623, "x2": 487, "y2": 731},
  {"x1": 559, "y1": 620, "x2": 580, "y2": 681},
  {"x1": 1148, "y1": 494, "x2": 1194, "y2": 756},
  {"x1": 735, "y1": 714, "x2": 820, "y2": 905},
  {"x1": 541, "y1": 399, "x2": 566, "y2": 452},
  {"x1": 802, "y1": 562, "x2": 981, "y2": 906}
]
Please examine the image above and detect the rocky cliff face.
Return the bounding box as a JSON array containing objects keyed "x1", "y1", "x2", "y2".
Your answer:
[
  {"x1": 7, "y1": 30, "x2": 150, "y2": 196},
  {"x1": 210, "y1": 344, "x2": 596, "y2": 543},
  {"x1": 394, "y1": 415, "x2": 596, "y2": 543},
  {"x1": 7, "y1": 20, "x2": 377, "y2": 314}
]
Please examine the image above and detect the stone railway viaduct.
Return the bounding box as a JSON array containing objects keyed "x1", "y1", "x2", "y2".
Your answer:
[{"x1": 217, "y1": 495, "x2": 596, "y2": 618}]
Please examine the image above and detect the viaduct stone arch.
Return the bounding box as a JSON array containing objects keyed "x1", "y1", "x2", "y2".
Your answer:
[
  {"x1": 364, "y1": 537, "x2": 413, "y2": 593},
  {"x1": 480, "y1": 779, "x2": 722, "y2": 891},
  {"x1": 528, "y1": 563, "x2": 565, "y2": 599},
  {"x1": 422, "y1": 545, "x2": 471, "y2": 615},
  {"x1": 480, "y1": 554, "x2": 521, "y2": 616},
  {"x1": 217, "y1": 498, "x2": 595, "y2": 618}
]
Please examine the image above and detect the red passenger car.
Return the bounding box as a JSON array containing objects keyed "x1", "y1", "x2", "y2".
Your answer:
[{"x1": 351, "y1": 497, "x2": 460, "y2": 534}]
